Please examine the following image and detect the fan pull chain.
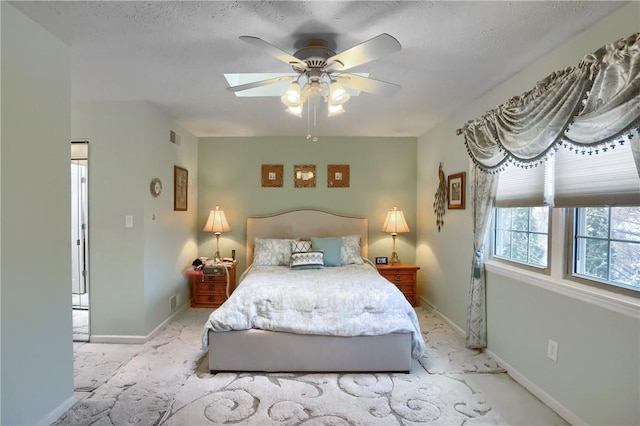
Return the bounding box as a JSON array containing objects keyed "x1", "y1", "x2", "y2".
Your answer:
[{"x1": 305, "y1": 96, "x2": 318, "y2": 142}]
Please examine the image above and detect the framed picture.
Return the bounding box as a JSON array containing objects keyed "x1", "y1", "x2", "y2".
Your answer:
[
  {"x1": 173, "y1": 165, "x2": 188, "y2": 211},
  {"x1": 261, "y1": 164, "x2": 283, "y2": 187},
  {"x1": 294, "y1": 164, "x2": 316, "y2": 188},
  {"x1": 328, "y1": 164, "x2": 350, "y2": 188},
  {"x1": 447, "y1": 172, "x2": 466, "y2": 210}
]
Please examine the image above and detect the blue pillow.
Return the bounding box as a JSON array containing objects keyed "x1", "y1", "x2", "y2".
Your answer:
[{"x1": 311, "y1": 237, "x2": 343, "y2": 267}]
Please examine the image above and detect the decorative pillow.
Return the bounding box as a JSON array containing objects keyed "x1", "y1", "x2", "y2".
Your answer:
[
  {"x1": 310, "y1": 237, "x2": 343, "y2": 267},
  {"x1": 291, "y1": 240, "x2": 312, "y2": 253},
  {"x1": 253, "y1": 238, "x2": 296, "y2": 266},
  {"x1": 341, "y1": 235, "x2": 364, "y2": 265},
  {"x1": 290, "y1": 250, "x2": 324, "y2": 269}
]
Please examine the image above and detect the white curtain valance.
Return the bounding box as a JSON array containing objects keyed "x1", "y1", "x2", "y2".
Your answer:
[{"x1": 458, "y1": 33, "x2": 640, "y2": 172}]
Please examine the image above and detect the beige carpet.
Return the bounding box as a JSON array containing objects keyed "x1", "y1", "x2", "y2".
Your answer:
[
  {"x1": 58, "y1": 308, "x2": 511, "y2": 425},
  {"x1": 417, "y1": 310, "x2": 505, "y2": 374}
]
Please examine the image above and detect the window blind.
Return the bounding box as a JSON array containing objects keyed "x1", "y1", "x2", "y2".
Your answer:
[
  {"x1": 554, "y1": 139, "x2": 640, "y2": 207},
  {"x1": 495, "y1": 130, "x2": 640, "y2": 208},
  {"x1": 495, "y1": 162, "x2": 548, "y2": 207}
]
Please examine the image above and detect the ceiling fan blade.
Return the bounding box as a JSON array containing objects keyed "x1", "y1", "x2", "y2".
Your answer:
[
  {"x1": 326, "y1": 33, "x2": 401, "y2": 71},
  {"x1": 335, "y1": 73, "x2": 400, "y2": 96},
  {"x1": 239, "y1": 36, "x2": 307, "y2": 69},
  {"x1": 227, "y1": 75, "x2": 295, "y2": 93}
]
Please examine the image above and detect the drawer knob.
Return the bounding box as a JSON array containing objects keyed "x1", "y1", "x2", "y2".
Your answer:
[
  {"x1": 395, "y1": 275, "x2": 402, "y2": 281},
  {"x1": 207, "y1": 295, "x2": 214, "y2": 302},
  {"x1": 208, "y1": 284, "x2": 215, "y2": 291}
]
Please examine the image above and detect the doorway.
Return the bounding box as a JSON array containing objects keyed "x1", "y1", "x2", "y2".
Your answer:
[{"x1": 71, "y1": 141, "x2": 89, "y2": 342}]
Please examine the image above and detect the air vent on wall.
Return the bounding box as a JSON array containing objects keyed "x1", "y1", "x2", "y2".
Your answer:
[{"x1": 169, "y1": 130, "x2": 181, "y2": 145}]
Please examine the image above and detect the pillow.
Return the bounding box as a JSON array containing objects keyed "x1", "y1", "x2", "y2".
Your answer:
[
  {"x1": 290, "y1": 250, "x2": 324, "y2": 269},
  {"x1": 291, "y1": 240, "x2": 312, "y2": 253},
  {"x1": 341, "y1": 235, "x2": 364, "y2": 265},
  {"x1": 253, "y1": 238, "x2": 296, "y2": 266},
  {"x1": 310, "y1": 237, "x2": 343, "y2": 267}
]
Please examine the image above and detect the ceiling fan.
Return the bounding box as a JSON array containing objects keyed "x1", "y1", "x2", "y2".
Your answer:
[{"x1": 226, "y1": 33, "x2": 402, "y2": 118}]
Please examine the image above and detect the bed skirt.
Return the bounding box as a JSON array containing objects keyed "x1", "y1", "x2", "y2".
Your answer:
[{"x1": 208, "y1": 329, "x2": 412, "y2": 373}]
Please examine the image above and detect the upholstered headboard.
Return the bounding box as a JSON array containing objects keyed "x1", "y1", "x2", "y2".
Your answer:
[{"x1": 246, "y1": 209, "x2": 368, "y2": 266}]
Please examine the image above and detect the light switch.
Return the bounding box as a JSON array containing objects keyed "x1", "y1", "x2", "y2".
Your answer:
[{"x1": 125, "y1": 215, "x2": 134, "y2": 228}]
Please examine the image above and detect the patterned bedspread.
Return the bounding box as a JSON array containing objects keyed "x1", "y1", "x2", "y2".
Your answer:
[{"x1": 202, "y1": 263, "x2": 425, "y2": 358}]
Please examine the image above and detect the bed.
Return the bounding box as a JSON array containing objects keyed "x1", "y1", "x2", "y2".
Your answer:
[{"x1": 202, "y1": 209, "x2": 425, "y2": 373}]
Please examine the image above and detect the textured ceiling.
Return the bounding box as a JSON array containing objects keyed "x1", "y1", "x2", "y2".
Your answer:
[{"x1": 11, "y1": 1, "x2": 627, "y2": 137}]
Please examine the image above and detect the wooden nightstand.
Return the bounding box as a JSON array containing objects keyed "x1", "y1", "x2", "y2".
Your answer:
[
  {"x1": 186, "y1": 262, "x2": 237, "y2": 308},
  {"x1": 376, "y1": 263, "x2": 420, "y2": 307}
]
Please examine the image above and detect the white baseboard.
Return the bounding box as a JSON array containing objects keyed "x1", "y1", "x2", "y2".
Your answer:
[
  {"x1": 90, "y1": 334, "x2": 147, "y2": 344},
  {"x1": 89, "y1": 301, "x2": 189, "y2": 344},
  {"x1": 418, "y1": 296, "x2": 466, "y2": 336},
  {"x1": 38, "y1": 395, "x2": 76, "y2": 426},
  {"x1": 485, "y1": 348, "x2": 584, "y2": 426}
]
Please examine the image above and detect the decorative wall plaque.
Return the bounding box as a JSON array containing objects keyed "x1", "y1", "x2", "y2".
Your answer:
[
  {"x1": 294, "y1": 164, "x2": 316, "y2": 188},
  {"x1": 261, "y1": 164, "x2": 283, "y2": 187},
  {"x1": 328, "y1": 164, "x2": 350, "y2": 188}
]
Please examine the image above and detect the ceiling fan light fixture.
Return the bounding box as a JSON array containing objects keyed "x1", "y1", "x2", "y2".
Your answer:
[
  {"x1": 328, "y1": 104, "x2": 345, "y2": 117},
  {"x1": 281, "y1": 82, "x2": 302, "y2": 107},
  {"x1": 329, "y1": 81, "x2": 350, "y2": 106},
  {"x1": 285, "y1": 105, "x2": 303, "y2": 117}
]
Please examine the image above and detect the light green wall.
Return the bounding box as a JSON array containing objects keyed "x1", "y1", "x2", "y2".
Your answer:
[
  {"x1": 1, "y1": 3, "x2": 74, "y2": 424},
  {"x1": 417, "y1": 3, "x2": 640, "y2": 425},
  {"x1": 197, "y1": 136, "x2": 417, "y2": 274},
  {"x1": 487, "y1": 272, "x2": 640, "y2": 426},
  {"x1": 72, "y1": 101, "x2": 199, "y2": 337}
]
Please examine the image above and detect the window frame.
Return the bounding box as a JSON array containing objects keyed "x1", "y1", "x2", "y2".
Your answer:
[
  {"x1": 564, "y1": 208, "x2": 640, "y2": 297},
  {"x1": 490, "y1": 206, "x2": 552, "y2": 275}
]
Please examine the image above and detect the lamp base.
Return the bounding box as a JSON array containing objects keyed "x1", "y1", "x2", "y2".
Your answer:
[
  {"x1": 214, "y1": 233, "x2": 222, "y2": 262},
  {"x1": 390, "y1": 251, "x2": 400, "y2": 264}
]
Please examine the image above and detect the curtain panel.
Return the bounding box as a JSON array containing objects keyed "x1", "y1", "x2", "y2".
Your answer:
[
  {"x1": 458, "y1": 32, "x2": 640, "y2": 172},
  {"x1": 466, "y1": 166, "x2": 498, "y2": 348}
]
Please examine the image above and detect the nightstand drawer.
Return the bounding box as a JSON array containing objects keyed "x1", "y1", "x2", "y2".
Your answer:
[
  {"x1": 194, "y1": 293, "x2": 227, "y2": 306},
  {"x1": 194, "y1": 281, "x2": 226, "y2": 295},
  {"x1": 380, "y1": 270, "x2": 415, "y2": 284},
  {"x1": 394, "y1": 283, "x2": 415, "y2": 295},
  {"x1": 202, "y1": 274, "x2": 227, "y2": 283}
]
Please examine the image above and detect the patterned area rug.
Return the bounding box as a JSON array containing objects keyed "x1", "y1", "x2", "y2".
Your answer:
[
  {"x1": 73, "y1": 349, "x2": 137, "y2": 392},
  {"x1": 417, "y1": 310, "x2": 506, "y2": 374},
  {"x1": 160, "y1": 359, "x2": 502, "y2": 425},
  {"x1": 57, "y1": 308, "x2": 506, "y2": 425}
]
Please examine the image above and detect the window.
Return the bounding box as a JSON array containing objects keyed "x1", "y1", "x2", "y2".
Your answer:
[
  {"x1": 572, "y1": 207, "x2": 640, "y2": 292},
  {"x1": 494, "y1": 207, "x2": 549, "y2": 268},
  {"x1": 490, "y1": 135, "x2": 639, "y2": 297}
]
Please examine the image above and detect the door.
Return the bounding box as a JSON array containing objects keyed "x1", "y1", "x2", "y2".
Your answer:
[{"x1": 71, "y1": 141, "x2": 89, "y2": 341}]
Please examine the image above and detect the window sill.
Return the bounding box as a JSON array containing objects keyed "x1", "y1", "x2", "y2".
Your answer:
[{"x1": 485, "y1": 259, "x2": 640, "y2": 319}]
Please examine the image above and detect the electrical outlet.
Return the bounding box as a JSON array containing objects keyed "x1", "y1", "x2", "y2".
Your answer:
[
  {"x1": 547, "y1": 339, "x2": 558, "y2": 362},
  {"x1": 170, "y1": 294, "x2": 177, "y2": 312}
]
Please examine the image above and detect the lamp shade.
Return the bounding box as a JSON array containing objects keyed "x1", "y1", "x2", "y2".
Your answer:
[
  {"x1": 203, "y1": 206, "x2": 230, "y2": 234},
  {"x1": 381, "y1": 206, "x2": 410, "y2": 234},
  {"x1": 329, "y1": 81, "x2": 350, "y2": 106},
  {"x1": 281, "y1": 82, "x2": 302, "y2": 107}
]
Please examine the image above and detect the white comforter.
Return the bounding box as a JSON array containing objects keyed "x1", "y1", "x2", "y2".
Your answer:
[{"x1": 202, "y1": 263, "x2": 425, "y2": 358}]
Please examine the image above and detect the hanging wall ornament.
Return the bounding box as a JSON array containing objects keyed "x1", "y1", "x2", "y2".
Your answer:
[{"x1": 433, "y1": 162, "x2": 447, "y2": 231}]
